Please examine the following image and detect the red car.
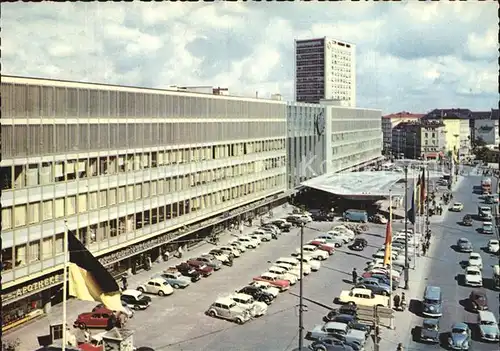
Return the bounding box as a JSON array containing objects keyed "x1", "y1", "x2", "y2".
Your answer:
[
  {"x1": 186, "y1": 260, "x2": 214, "y2": 277},
  {"x1": 253, "y1": 273, "x2": 290, "y2": 292},
  {"x1": 308, "y1": 241, "x2": 335, "y2": 255},
  {"x1": 73, "y1": 308, "x2": 113, "y2": 329}
]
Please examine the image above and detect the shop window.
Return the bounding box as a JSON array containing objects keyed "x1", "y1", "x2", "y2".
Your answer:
[
  {"x1": 66, "y1": 196, "x2": 76, "y2": 216},
  {"x1": 28, "y1": 202, "x2": 40, "y2": 224},
  {"x1": 43, "y1": 200, "x2": 53, "y2": 221},
  {"x1": 2, "y1": 207, "x2": 12, "y2": 230},
  {"x1": 1, "y1": 248, "x2": 13, "y2": 271},
  {"x1": 14, "y1": 204, "x2": 27, "y2": 227},
  {"x1": 29, "y1": 241, "x2": 41, "y2": 262},
  {"x1": 15, "y1": 244, "x2": 27, "y2": 266},
  {"x1": 42, "y1": 237, "x2": 53, "y2": 259}
]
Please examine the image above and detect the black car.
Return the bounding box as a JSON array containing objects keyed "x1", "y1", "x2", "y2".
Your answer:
[
  {"x1": 175, "y1": 263, "x2": 202, "y2": 282},
  {"x1": 419, "y1": 318, "x2": 439, "y2": 343},
  {"x1": 236, "y1": 285, "x2": 274, "y2": 305},
  {"x1": 286, "y1": 216, "x2": 305, "y2": 226},
  {"x1": 349, "y1": 238, "x2": 367, "y2": 251},
  {"x1": 324, "y1": 305, "x2": 357, "y2": 322},
  {"x1": 309, "y1": 209, "x2": 335, "y2": 222},
  {"x1": 462, "y1": 215, "x2": 473, "y2": 226},
  {"x1": 271, "y1": 219, "x2": 292, "y2": 232}
]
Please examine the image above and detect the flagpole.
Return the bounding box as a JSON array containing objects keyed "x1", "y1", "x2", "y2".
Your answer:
[
  {"x1": 412, "y1": 168, "x2": 417, "y2": 269},
  {"x1": 62, "y1": 219, "x2": 68, "y2": 351},
  {"x1": 388, "y1": 189, "x2": 394, "y2": 330}
]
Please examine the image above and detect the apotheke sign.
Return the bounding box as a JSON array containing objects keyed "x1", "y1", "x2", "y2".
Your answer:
[{"x1": 3, "y1": 273, "x2": 63, "y2": 303}]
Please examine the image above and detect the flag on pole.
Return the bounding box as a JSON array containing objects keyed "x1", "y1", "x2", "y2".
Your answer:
[
  {"x1": 383, "y1": 195, "x2": 393, "y2": 266},
  {"x1": 408, "y1": 179, "x2": 417, "y2": 224},
  {"x1": 419, "y1": 168, "x2": 426, "y2": 215},
  {"x1": 67, "y1": 234, "x2": 124, "y2": 312}
]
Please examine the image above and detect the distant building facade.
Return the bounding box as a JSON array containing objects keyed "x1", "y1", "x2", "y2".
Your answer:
[
  {"x1": 475, "y1": 119, "x2": 499, "y2": 146},
  {"x1": 382, "y1": 112, "x2": 424, "y2": 154},
  {"x1": 294, "y1": 37, "x2": 356, "y2": 106},
  {"x1": 392, "y1": 121, "x2": 446, "y2": 159}
]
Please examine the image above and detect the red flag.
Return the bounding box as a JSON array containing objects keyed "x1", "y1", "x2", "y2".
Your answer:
[{"x1": 383, "y1": 219, "x2": 392, "y2": 266}]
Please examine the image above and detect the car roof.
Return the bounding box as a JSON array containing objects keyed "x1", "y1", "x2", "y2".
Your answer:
[
  {"x1": 351, "y1": 288, "x2": 373, "y2": 294},
  {"x1": 466, "y1": 266, "x2": 481, "y2": 271},
  {"x1": 478, "y1": 310, "x2": 497, "y2": 322},
  {"x1": 483, "y1": 222, "x2": 493, "y2": 225},
  {"x1": 458, "y1": 237, "x2": 469, "y2": 242},
  {"x1": 423, "y1": 318, "x2": 438, "y2": 325},
  {"x1": 470, "y1": 253, "x2": 481, "y2": 257},
  {"x1": 452, "y1": 322, "x2": 468, "y2": 329},
  {"x1": 231, "y1": 293, "x2": 252, "y2": 300},
  {"x1": 303, "y1": 245, "x2": 317, "y2": 249},
  {"x1": 122, "y1": 289, "x2": 142, "y2": 297},
  {"x1": 215, "y1": 297, "x2": 236, "y2": 305},
  {"x1": 325, "y1": 321, "x2": 348, "y2": 330},
  {"x1": 262, "y1": 272, "x2": 279, "y2": 278}
]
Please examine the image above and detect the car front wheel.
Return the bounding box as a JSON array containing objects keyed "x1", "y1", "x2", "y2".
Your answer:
[
  {"x1": 158, "y1": 290, "x2": 165, "y2": 296},
  {"x1": 235, "y1": 317, "x2": 244, "y2": 325},
  {"x1": 208, "y1": 310, "x2": 216, "y2": 317},
  {"x1": 137, "y1": 287, "x2": 145, "y2": 293}
]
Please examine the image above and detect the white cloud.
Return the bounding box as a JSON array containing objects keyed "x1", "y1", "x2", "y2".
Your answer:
[{"x1": 1, "y1": 2, "x2": 497, "y2": 114}]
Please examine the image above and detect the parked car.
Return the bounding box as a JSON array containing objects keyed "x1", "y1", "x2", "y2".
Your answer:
[
  {"x1": 355, "y1": 278, "x2": 391, "y2": 296},
  {"x1": 293, "y1": 245, "x2": 329, "y2": 260},
  {"x1": 74, "y1": 308, "x2": 113, "y2": 329},
  {"x1": 488, "y1": 239, "x2": 499, "y2": 253},
  {"x1": 308, "y1": 240, "x2": 335, "y2": 255},
  {"x1": 137, "y1": 278, "x2": 174, "y2": 296},
  {"x1": 273, "y1": 261, "x2": 302, "y2": 279},
  {"x1": 260, "y1": 224, "x2": 281, "y2": 235},
  {"x1": 330, "y1": 314, "x2": 372, "y2": 337},
  {"x1": 192, "y1": 256, "x2": 222, "y2": 271},
  {"x1": 153, "y1": 271, "x2": 191, "y2": 289},
  {"x1": 208, "y1": 248, "x2": 232, "y2": 261},
  {"x1": 456, "y1": 238, "x2": 473, "y2": 252},
  {"x1": 172, "y1": 263, "x2": 202, "y2": 282},
  {"x1": 467, "y1": 252, "x2": 483, "y2": 269},
  {"x1": 468, "y1": 290, "x2": 488, "y2": 311},
  {"x1": 349, "y1": 238, "x2": 367, "y2": 251},
  {"x1": 252, "y1": 229, "x2": 273, "y2": 241},
  {"x1": 308, "y1": 338, "x2": 357, "y2": 351},
  {"x1": 343, "y1": 209, "x2": 368, "y2": 223},
  {"x1": 309, "y1": 209, "x2": 335, "y2": 222},
  {"x1": 248, "y1": 281, "x2": 280, "y2": 298},
  {"x1": 315, "y1": 235, "x2": 344, "y2": 248},
  {"x1": 477, "y1": 310, "x2": 499, "y2": 342},
  {"x1": 371, "y1": 213, "x2": 388, "y2": 224},
  {"x1": 219, "y1": 245, "x2": 241, "y2": 258},
  {"x1": 253, "y1": 273, "x2": 290, "y2": 291},
  {"x1": 286, "y1": 215, "x2": 306, "y2": 226},
  {"x1": 464, "y1": 266, "x2": 483, "y2": 287},
  {"x1": 448, "y1": 322, "x2": 471, "y2": 350},
  {"x1": 206, "y1": 297, "x2": 252, "y2": 324},
  {"x1": 229, "y1": 240, "x2": 247, "y2": 253},
  {"x1": 294, "y1": 254, "x2": 321, "y2": 271},
  {"x1": 336, "y1": 288, "x2": 389, "y2": 307},
  {"x1": 228, "y1": 293, "x2": 268, "y2": 317},
  {"x1": 306, "y1": 321, "x2": 366, "y2": 345},
  {"x1": 120, "y1": 289, "x2": 151, "y2": 310},
  {"x1": 461, "y1": 215, "x2": 473, "y2": 226},
  {"x1": 361, "y1": 272, "x2": 399, "y2": 288},
  {"x1": 276, "y1": 257, "x2": 312, "y2": 275},
  {"x1": 482, "y1": 222, "x2": 494, "y2": 234},
  {"x1": 186, "y1": 260, "x2": 214, "y2": 277},
  {"x1": 236, "y1": 285, "x2": 274, "y2": 305},
  {"x1": 271, "y1": 219, "x2": 292, "y2": 232},
  {"x1": 248, "y1": 233, "x2": 263, "y2": 244},
  {"x1": 92, "y1": 302, "x2": 134, "y2": 319},
  {"x1": 266, "y1": 266, "x2": 298, "y2": 285},
  {"x1": 419, "y1": 318, "x2": 440, "y2": 343},
  {"x1": 237, "y1": 236, "x2": 259, "y2": 249}
]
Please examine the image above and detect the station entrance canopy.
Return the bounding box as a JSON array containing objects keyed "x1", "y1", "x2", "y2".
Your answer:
[{"x1": 301, "y1": 171, "x2": 407, "y2": 199}]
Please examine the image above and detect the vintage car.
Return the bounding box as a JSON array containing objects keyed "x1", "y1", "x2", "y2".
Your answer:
[
  {"x1": 308, "y1": 240, "x2": 336, "y2": 254},
  {"x1": 74, "y1": 308, "x2": 113, "y2": 329},
  {"x1": 324, "y1": 305, "x2": 358, "y2": 322},
  {"x1": 92, "y1": 303, "x2": 134, "y2": 319},
  {"x1": 153, "y1": 271, "x2": 191, "y2": 289},
  {"x1": 336, "y1": 288, "x2": 389, "y2": 307},
  {"x1": 456, "y1": 238, "x2": 473, "y2": 252},
  {"x1": 206, "y1": 297, "x2": 251, "y2": 324},
  {"x1": 419, "y1": 318, "x2": 440, "y2": 343},
  {"x1": 185, "y1": 260, "x2": 214, "y2": 277},
  {"x1": 172, "y1": 263, "x2": 202, "y2": 282},
  {"x1": 468, "y1": 290, "x2": 488, "y2": 311},
  {"x1": 349, "y1": 238, "x2": 368, "y2": 251},
  {"x1": 120, "y1": 289, "x2": 151, "y2": 310},
  {"x1": 252, "y1": 273, "x2": 290, "y2": 292},
  {"x1": 356, "y1": 278, "x2": 391, "y2": 296},
  {"x1": 218, "y1": 245, "x2": 240, "y2": 258},
  {"x1": 248, "y1": 281, "x2": 280, "y2": 298},
  {"x1": 270, "y1": 219, "x2": 292, "y2": 232},
  {"x1": 487, "y1": 239, "x2": 500, "y2": 254},
  {"x1": 314, "y1": 235, "x2": 344, "y2": 248},
  {"x1": 329, "y1": 313, "x2": 372, "y2": 337},
  {"x1": 194, "y1": 255, "x2": 223, "y2": 270},
  {"x1": 482, "y1": 222, "x2": 494, "y2": 235},
  {"x1": 461, "y1": 215, "x2": 473, "y2": 226},
  {"x1": 464, "y1": 266, "x2": 483, "y2": 287},
  {"x1": 450, "y1": 203, "x2": 464, "y2": 212},
  {"x1": 448, "y1": 322, "x2": 471, "y2": 350},
  {"x1": 306, "y1": 321, "x2": 366, "y2": 345},
  {"x1": 227, "y1": 293, "x2": 268, "y2": 317},
  {"x1": 478, "y1": 310, "x2": 499, "y2": 342},
  {"x1": 236, "y1": 285, "x2": 274, "y2": 305},
  {"x1": 467, "y1": 252, "x2": 483, "y2": 269},
  {"x1": 294, "y1": 245, "x2": 329, "y2": 260},
  {"x1": 266, "y1": 266, "x2": 298, "y2": 285},
  {"x1": 371, "y1": 214, "x2": 388, "y2": 224},
  {"x1": 137, "y1": 278, "x2": 174, "y2": 296},
  {"x1": 276, "y1": 257, "x2": 312, "y2": 275}
]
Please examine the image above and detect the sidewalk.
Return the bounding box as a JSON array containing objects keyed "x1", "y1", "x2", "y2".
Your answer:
[{"x1": 5, "y1": 204, "x2": 293, "y2": 351}]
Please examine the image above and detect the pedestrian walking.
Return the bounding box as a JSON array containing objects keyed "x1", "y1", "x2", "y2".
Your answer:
[
  {"x1": 422, "y1": 244, "x2": 427, "y2": 256},
  {"x1": 393, "y1": 293, "x2": 401, "y2": 310},
  {"x1": 121, "y1": 275, "x2": 128, "y2": 291},
  {"x1": 351, "y1": 268, "x2": 358, "y2": 284},
  {"x1": 239, "y1": 223, "x2": 244, "y2": 235}
]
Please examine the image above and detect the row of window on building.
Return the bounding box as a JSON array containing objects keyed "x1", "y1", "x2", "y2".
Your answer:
[
  {"x1": 1, "y1": 173, "x2": 286, "y2": 271},
  {"x1": 2, "y1": 139, "x2": 286, "y2": 190},
  {"x1": 2, "y1": 156, "x2": 286, "y2": 229}
]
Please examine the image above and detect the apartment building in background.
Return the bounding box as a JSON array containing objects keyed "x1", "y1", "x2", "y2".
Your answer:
[
  {"x1": 392, "y1": 121, "x2": 446, "y2": 159},
  {"x1": 381, "y1": 111, "x2": 424, "y2": 154},
  {"x1": 0, "y1": 76, "x2": 288, "y2": 331},
  {"x1": 294, "y1": 37, "x2": 356, "y2": 106}
]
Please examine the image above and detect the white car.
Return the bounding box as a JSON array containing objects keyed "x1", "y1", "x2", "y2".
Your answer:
[
  {"x1": 228, "y1": 293, "x2": 268, "y2": 317},
  {"x1": 137, "y1": 278, "x2": 174, "y2": 296},
  {"x1": 220, "y1": 245, "x2": 241, "y2": 257},
  {"x1": 252, "y1": 230, "x2": 273, "y2": 242},
  {"x1": 248, "y1": 281, "x2": 280, "y2": 298},
  {"x1": 308, "y1": 239, "x2": 336, "y2": 250},
  {"x1": 332, "y1": 225, "x2": 355, "y2": 239},
  {"x1": 326, "y1": 231, "x2": 351, "y2": 244},
  {"x1": 229, "y1": 241, "x2": 247, "y2": 253},
  {"x1": 290, "y1": 213, "x2": 313, "y2": 223},
  {"x1": 488, "y1": 239, "x2": 500, "y2": 253},
  {"x1": 373, "y1": 249, "x2": 398, "y2": 261},
  {"x1": 276, "y1": 257, "x2": 311, "y2": 275},
  {"x1": 248, "y1": 234, "x2": 263, "y2": 244},
  {"x1": 468, "y1": 252, "x2": 483, "y2": 269},
  {"x1": 370, "y1": 267, "x2": 401, "y2": 280},
  {"x1": 237, "y1": 236, "x2": 259, "y2": 249},
  {"x1": 315, "y1": 235, "x2": 344, "y2": 248},
  {"x1": 465, "y1": 266, "x2": 483, "y2": 287},
  {"x1": 267, "y1": 266, "x2": 298, "y2": 285},
  {"x1": 294, "y1": 255, "x2": 320, "y2": 271},
  {"x1": 273, "y1": 262, "x2": 302, "y2": 279},
  {"x1": 294, "y1": 245, "x2": 329, "y2": 260},
  {"x1": 451, "y1": 202, "x2": 464, "y2": 211}
]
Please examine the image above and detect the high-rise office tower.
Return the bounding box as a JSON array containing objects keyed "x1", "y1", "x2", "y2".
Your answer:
[{"x1": 294, "y1": 37, "x2": 356, "y2": 106}]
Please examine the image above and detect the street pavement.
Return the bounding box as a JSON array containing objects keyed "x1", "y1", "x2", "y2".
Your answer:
[{"x1": 383, "y1": 167, "x2": 499, "y2": 351}]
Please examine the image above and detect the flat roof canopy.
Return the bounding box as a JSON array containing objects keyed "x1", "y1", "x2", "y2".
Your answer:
[{"x1": 301, "y1": 170, "x2": 444, "y2": 197}]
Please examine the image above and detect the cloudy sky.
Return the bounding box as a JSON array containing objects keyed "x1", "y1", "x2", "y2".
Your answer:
[{"x1": 2, "y1": 1, "x2": 497, "y2": 114}]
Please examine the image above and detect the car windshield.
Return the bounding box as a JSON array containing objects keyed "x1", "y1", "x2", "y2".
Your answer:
[
  {"x1": 228, "y1": 302, "x2": 237, "y2": 308},
  {"x1": 452, "y1": 327, "x2": 466, "y2": 334},
  {"x1": 423, "y1": 322, "x2": 437, "y2": 329},
  {"x1": 480, "y1": 320, "x2": 496, "y2": 326},
  {"x1": 459, "y1": 239, "x2": 469, "y2": 244},
  {"x1": 326, "y1": 328, "x2": 345, "y2": 335},
  {"x1": 424, "y1": 298, "x2": 439, "y2": 304},
  {"x1": 467, "y1": 270, "x2": 480, "y2": 275}
]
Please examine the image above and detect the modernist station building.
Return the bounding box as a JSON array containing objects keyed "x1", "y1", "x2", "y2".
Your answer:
[{"x1": 0, "y1": 76, "x2": 288, "y2": 330}]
